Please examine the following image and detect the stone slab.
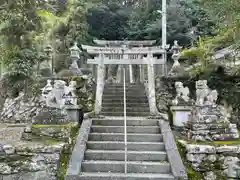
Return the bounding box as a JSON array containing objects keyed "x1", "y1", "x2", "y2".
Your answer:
[
  {"x1": 86, "y1": 141, "x2": 165, "y2": 151},
  {"x1": 170, "y1": 106, "x2": 192, "y2": 111},
  {"x1": 84, "y1": 150, "x2": 167, "y2": 161},
  {"x1": 65, "y1": 119, "x2": 92, "y2": 180},
  {"x1": 64, "y1": 105, "x2": 81, "y2": 110},
  {"x1": 171, "y1": 108, "x2": 191, "y2": 128},
  {"x1": 79, "y1": 172, "x2": 174, "y2": 180},
  {"x1": 158, "y1": 120, "x2": 188, "y2": 179},
  {"x1": 81, "y1": 160, "x2": 171, "y2": 174}
]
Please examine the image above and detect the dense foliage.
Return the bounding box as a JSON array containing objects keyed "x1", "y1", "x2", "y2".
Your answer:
[
  {"x1": 86, "y1": 0, "x2": 215, "y2": 46},
  {"x1": 203, "y1": 0, "x2": 240, "y2": 49},
  {"x1": 0, "y1": 0, "x2": 238, "y2": 99},
  {"x1": 0, "y1": 0, "x2": 217, "y2": 75}
]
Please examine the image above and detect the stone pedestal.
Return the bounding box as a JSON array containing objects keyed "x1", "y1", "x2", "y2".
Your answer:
[
  {"x1": 171, "y1": 106, "x2": 192, "y2": 130},
  {"x1": 64, "y1": 105, "x2": 83, "y2": 125},
  {"x1": 183, "y1": 105, "x2": 239, "y2": 141},
  {"x1": 33, "y1": 106, "x2": 68, "y2": 124}
]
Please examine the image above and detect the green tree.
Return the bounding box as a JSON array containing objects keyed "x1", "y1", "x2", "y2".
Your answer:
[
  {"x1": 0, "y1": 0, "x2": 41, "y2": 76},
  {"x1": 86, "y1": 1, "x2": 129, "y2": 40},
  {"x1": 127, "y1": 0, "x2": 215, "y2": 46},
  {"x1": 202, "y1": 0, "x2": 240, "y2": 48}
]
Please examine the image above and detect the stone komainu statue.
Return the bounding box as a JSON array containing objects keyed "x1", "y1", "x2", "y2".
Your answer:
[
  {"x1": 41, "y1": 79, "x2": 79, "y2": 108},
  {"x1": 172, "y1": 81, "x2": 190, "y2": 105},
  {"x1": 195, "y1": 80, "x2": 218, "y2": 105}
]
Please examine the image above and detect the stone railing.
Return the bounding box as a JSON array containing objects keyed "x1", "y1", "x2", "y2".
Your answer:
[
  {"x1": 158, "y1": 120, "x2": 188, "y2": 179},
  {"x1": 65, "y1": 118, "x2": 92, "y2": 179}
]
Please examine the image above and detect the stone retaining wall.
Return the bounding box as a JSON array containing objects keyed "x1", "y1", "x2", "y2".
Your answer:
[
  {"x1": 0, "y1": 141, "x2": 67, "y2": 180},
  {"x1": 179, "y1": 140, "x2": 240, "y2": 179},
  {"x1": 0, "y1": 123, "x2": 78, "y2": 180}
]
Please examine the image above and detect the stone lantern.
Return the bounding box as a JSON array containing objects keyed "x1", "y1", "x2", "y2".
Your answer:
[
  {"x1": 168, "y1": 40, "x2": 183, "y2": 76},
  {"x1": 44, "y1": 44, "x2": 53, "y2": 73},
  {"x1": 171, "y1": 40, "x2": 181, "y2": 67},
  {"x1": 69, "y1": 42, "x2": 82, "y2": 75},
  {"x1": 70, "y1": 42, "x2": 81, "y2": 59}
]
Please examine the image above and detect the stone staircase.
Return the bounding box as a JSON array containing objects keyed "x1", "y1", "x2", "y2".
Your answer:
[
  {"x1": 101, "y1": 83, "x2": 150, "y2": 116},
  {"x1": 79, "y1": 117, "x2": 175, "y2": 180},
  {"x1": 65, "y1": 82, "x2": 187, "y2": 180}
]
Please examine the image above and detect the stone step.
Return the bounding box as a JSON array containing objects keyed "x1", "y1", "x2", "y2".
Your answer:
[
  {"x1": 101, "y1": 112, "x2": 149, "y2": 116},
  {"x1": 91, "y1": 126, "x2": 159, "y2": 133},
  {"x1": 92, "y1": 119, "x2": 158, "y2": 126},
  {"x1": 104, "y1": 88, "x2": 146, "y2": 92},
  {"x1": 104, "y1": 89, "x2": 145, "y2": 93},
  {"x1": 102, "y1": 103, "x2": 149, "y2": 108},
  {"x1": 105, "y1": 83, "x2": 144, "y2": 86},
  {"x1": 103, "y1": 89, "x2": 145, "y2": 93},
  {"x1": 81, "y1": 160, "x2": 171, "y2": 174},
  {"x1": 84, "y1": 150, "x2": 167, "y2": 161},
  {"x1": 101, "y1": 107, "x2": 149, "y2": 112},
  {"x1": 103, "y1": 93, "x2": 147, "y2": 97},
  {"x1": 88, "y1": 133, "x2": 163, "y2": 142},
  {"x1": 102, "y1": 99, "x2": 148, "y2": 103},
  {"x1": 103, "y1": 95, "x2": 147, "y2": 99},
  {"x1": 79, "y1": 172, "x2": 174, "y2": 180},
  {"x1": 105, "y1": 84, "x2": 144, "y2": 88},
  {"x1": 103, "y1": 97, "x2": 148, "y2": 103},
  {"x1": 104, "y1": 87, "x2": 145, "y2": 90},
  {"x1": 87, "y1": 141, "x2": 165, "y2": 151}
]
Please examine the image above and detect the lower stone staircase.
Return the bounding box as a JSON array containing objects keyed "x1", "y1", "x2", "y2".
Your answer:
[
  {"x1": 79, "y1": 117, "x2": 175, "y2": 180},
  {"x1": 101, "y1": 83, "x2": 149, "y2": 116}
]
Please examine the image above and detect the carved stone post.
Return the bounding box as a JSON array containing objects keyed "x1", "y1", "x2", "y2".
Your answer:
[
  {"x1": 94, "y1": 53, "x2": 105, "y2": 114},
  {"x1": 69, "y1": 42, "x2": 82, "y2": 75},
  {"x1": 116, "y1": 65, "x2": 123, "y2": 83},
  {"x1": 122, "y1": 44, "x2": 133, "y2": 83},
  {"x1": 92, "y1": 64, "x2": 97, "y2": 79},
  {"x1": 128, "y1": 54, "x2": 133, "y2": 83},
  {"x1": 129, "y1": 64, "x2": 133, "y2": 83},
  {"x1": 147, "y1": 53, "x2": 157, "y2": 115}
]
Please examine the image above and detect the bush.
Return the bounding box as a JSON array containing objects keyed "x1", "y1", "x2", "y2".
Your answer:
[
  {"x1": 39, "y1": 68, "x2": 53, "y2": 77},
  {"x1": 54, "y1": 53, "x2": 70, "y2": 73},
  {"x1": 57, "y1": 69, "x2": 74, "y2": 78}
]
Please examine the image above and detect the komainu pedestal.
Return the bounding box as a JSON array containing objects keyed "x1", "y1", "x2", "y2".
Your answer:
[
  {"x1": 182, "y1": 80, "x2": 239, "y2": 141},
  {"x1": 171, "y1": 81, "x2": 193, "y2": 129}
]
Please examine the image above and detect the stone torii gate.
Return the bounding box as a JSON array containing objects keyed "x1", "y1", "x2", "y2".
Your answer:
[{"x1": 81, "y1": 40, "x2": 169, "y2": 115}]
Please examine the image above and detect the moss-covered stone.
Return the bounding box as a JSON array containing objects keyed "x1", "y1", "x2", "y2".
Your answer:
[
  {"x1": 177, "y1": 134, "x2": 240, "y2": 145},
  {"x1": 57, "y1": 122, "x2": 79, "y2": 180},
  {"x1": 176, "y1": 140, "x2": 203, "y2": 180},
  {"x1": 186, "y1": 166, "x2": 203, "y2": 180},
  {"x1": 31, "y1": 123, "x2": 78, "y2": 142}
]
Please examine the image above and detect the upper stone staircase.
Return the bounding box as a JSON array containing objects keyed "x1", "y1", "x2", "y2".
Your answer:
[{"x1": 101, "y1": 83, "x2": 149, "y2": 116}]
